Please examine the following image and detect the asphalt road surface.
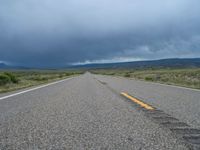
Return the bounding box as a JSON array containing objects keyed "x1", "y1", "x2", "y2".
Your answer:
[{"x1": 0, "y1": 73, "x2": 199, "y2": 150}]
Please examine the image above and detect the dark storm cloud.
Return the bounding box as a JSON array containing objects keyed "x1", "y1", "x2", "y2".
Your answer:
[{"x1": 0, "y1": 0, "x2": 200, "y2": 67}]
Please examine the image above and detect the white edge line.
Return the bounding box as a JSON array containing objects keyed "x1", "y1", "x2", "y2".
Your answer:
[
  {"x1": 123, "y1": 76, "x2": 200, "y2": 92},
  {"x1": 98, "y1": 74, "x2": 200, "y2": 92},
  {"x1": 145, "y1": 80, "x2": 200, "y2": 92},
  {"x1": 0, "y1": 77, "x2": 74, "y2": 100}
]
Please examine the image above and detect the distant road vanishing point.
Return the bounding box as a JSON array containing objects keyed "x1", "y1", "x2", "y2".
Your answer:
[{"x1": 0, "y1": 73, "x2": 200, "y2": 149}]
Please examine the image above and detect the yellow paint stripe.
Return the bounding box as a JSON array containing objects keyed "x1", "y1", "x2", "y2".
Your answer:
[{"x1": 121, "y1": 92, "x2": 154, "y2": 110}]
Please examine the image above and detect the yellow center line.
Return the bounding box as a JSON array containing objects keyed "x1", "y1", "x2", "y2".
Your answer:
[{"x1": 121, "y1": 92, "x2": 154, "y2": 110}]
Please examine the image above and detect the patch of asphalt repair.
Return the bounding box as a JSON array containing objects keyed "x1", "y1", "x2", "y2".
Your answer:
[{"x1": 96, "y1": 78, "x2": 200, "y2": 150}]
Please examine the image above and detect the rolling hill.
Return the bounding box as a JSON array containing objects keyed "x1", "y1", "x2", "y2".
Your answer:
[
  {"x1": 73, "y1": 58, "x2": 200, "y2": 69},
  {"x1": 1, "y1": 58, "x2": 200, "y2": 70}
]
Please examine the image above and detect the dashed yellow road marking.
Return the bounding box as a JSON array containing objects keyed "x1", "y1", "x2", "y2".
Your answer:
[{"x1": 121, "y1": 92, "x2": 154, "y2": 110}]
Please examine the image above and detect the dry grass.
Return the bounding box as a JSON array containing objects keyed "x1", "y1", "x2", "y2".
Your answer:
[
  {"x1": 91, "y1": 68, "x2": 200, "y2": 89},
  {"x1": 0, "y1": 70, "x2": 83, "y2": 93}
]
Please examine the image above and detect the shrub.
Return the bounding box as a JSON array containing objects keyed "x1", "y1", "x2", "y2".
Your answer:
[
  {"x1": 145, "y1": 76, "x2": 154, "y2": 81},
  {"x1": 4, "y1": 72, "x2": 19, "y2": 83},
  {"x1": 155, "y1": 74, "x2": 161, "y2": 80},
  {"x1": 59, "y1": 74, "x2": 63, "y2": 78},
  {"x1": 0, "y1": 74, "x2": 11, "y2": 85},
  {"x1": 124, "y1": 73, "x2": 131, "y2": 77},
  {"x1": 31, "y1": 76, "x2": 48, "y2": 81},
  {"x1": 161, "y1": 78, "x2": 169, "y2": 82},
  {"x1": 108, "y1": 73, "x2": 115, "y2": 75},
  {"x1": 65, "y1": 73, "x2": 72, "y2": 76}
]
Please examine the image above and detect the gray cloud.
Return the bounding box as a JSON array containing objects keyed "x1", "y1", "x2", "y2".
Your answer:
[{"x1": 0, "y1": 0, "x2": 200, "y2": 67}]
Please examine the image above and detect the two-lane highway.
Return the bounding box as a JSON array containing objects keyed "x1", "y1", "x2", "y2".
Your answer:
[{"x1": 0, "y1": 73, "x2": 198, "y2": 149}]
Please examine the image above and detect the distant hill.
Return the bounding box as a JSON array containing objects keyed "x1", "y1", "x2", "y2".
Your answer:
[
  {"x1": 0, "y1": 63, "x2": 29, "y2": 70},
  {"x1": 73, "y1": 58, "x2": 200, "y2": 69},
  {"x1": 0, "y1": 63, "x2": 8, "y2": 69},
  {"x1": 1, "y1": 58, "x2": 200, "y2": 70}
]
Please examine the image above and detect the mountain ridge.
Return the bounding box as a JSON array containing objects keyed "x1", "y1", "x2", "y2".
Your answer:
[
  {"x1": 72, "y1": 58, "x2": 200, "y2": 69},
  {"x1": 1, "y1": 58, "x2": 200, "y2": 69}
]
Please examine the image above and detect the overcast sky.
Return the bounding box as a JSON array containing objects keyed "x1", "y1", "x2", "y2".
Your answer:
[{"x1": 0, "y1": 0, "x2": 200, "y2": 67}]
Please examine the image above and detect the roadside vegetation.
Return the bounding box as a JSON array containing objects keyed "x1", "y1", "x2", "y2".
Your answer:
[
  {"x1": 91, "y1": 68, "x2": 200, "y2": 90},
  {"x1": 0, "y1": 70, "x2": 83, "y2": 93}
]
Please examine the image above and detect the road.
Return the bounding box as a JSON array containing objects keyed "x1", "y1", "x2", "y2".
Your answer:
[
  {"x1": 94, "y1": 74, "x2": 200, "y2": 128},
  {"x1": 0, "y1": 73, "x2": 199, "y2": 149}
]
